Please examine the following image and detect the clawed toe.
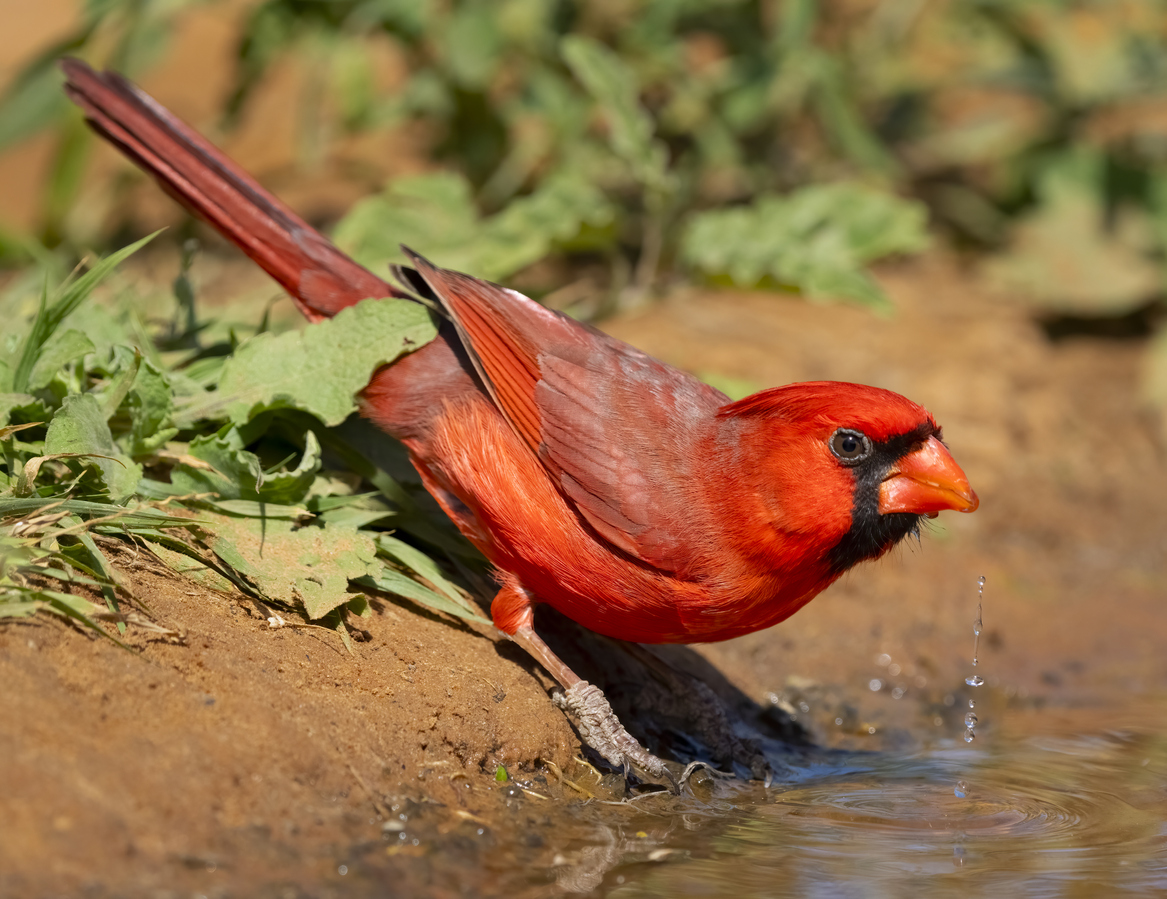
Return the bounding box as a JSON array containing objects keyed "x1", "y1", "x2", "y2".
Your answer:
[{"x1": 554, "y1": 681, "x2": 675, "y2": 786}]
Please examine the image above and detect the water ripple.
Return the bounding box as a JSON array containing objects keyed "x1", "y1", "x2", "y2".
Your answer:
[{"x1": 601, "y1": 728, "x2": 1167, "y2": 897}]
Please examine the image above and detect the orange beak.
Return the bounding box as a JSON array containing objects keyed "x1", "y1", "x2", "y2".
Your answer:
[{"x1": 878, "y1": 435, "x2": 979, "y2": 517}]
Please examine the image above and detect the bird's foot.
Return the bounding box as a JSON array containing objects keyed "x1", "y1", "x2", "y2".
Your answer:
[{"x1": 554, "y1": 681, "x2": 674, "y2": 786}]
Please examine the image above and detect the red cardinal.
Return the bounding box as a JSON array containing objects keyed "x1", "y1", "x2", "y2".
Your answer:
[{"x1": 62, "y1": 59, "x2": 978, "y2": 779}]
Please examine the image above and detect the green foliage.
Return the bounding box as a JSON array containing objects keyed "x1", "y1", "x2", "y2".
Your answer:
[
  {"x1": 682, "y1": 184, "x2": 930, "y2": 307},
  {"x1": 0, "y1": 0, "x2": 935, "y2": 305},
  {"x1": 43, "y1": 394, "x2": 142, "y2": 501},
  {"x1": 1, "y1": 240, "x2": 488, "y2": 644},
  {"x1": 334, "y1": 170, "x2": 616, "y2": 283},
  {"x1": 211, "y1": 298, "x2": 436, "y2": 426},
  {"x1": 10, "y1": 232, "x2": 159, "y2": 393}
]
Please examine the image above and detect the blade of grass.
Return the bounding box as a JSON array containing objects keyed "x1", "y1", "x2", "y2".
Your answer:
[{"x1": 11, "y1": 231, "x2": 161, "y2": 393}]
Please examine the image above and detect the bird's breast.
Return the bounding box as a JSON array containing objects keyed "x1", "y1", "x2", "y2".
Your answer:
[{"x1": 403, "y1": 398, "x2": 839, "y2": 644}]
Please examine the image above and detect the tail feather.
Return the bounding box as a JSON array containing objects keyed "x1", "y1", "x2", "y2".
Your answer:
[{"x1": 60, "y1": 57, "x2": 404, "y2": 320}]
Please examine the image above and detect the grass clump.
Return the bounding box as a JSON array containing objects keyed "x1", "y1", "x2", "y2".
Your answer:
[{"x1": 1, "y1": 238, "x2": 489, "y2": 649}]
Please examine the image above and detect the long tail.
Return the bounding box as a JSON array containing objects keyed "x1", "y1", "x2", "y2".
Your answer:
[{"x1": 60, "y1": 58, "x2": 406, "y2": 321}]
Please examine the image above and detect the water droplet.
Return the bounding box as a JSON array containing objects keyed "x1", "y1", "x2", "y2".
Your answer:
[
  {"x1": 965, "y1": 675, "x2": 984, "y2": 687},
  {"x1": 964, "y1": 731, "x2": 976, "y2": 743},
  {"x1": 954, "y1": 780, "x2": 969, "y2": 798},
  {"x1": 964, "y1": 712, "x2": 978, "y2": 727},
  {"x1": 869, "y1": 678, "x2": 883, "y2": 691},
  {"x1": 338, "y1": 865, "x2": 348, "y2": 876}
]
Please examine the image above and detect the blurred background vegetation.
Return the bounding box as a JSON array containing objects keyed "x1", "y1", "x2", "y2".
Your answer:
[{"x1": 1, "y1": 0, "x2": 1166, "y2": 418}]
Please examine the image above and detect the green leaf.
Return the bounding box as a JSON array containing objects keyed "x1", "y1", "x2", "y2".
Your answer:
[
  {"x1": 374, "y1": 533, "x2": 476, "y2": 614},
  {"x1": 144, "y1": 541, "x2": 235, "y2": 593},
  {"x1": 0, "y1": 496, "x2": 200, "y2": 528},
  {"x1": 205, "y1": 514, "x2": 382, "y2": 619},
  {"x1": 352, "y1": 570, "x2": 488, "y2": 624},
  {"x1": 27, "y1": 329, "x2": 95, "y2": 391},
  {"x1": 43, "y1": 394, "x2": 141, "y2": 500},
  {"x1": 0, "y1": 600, "x2": 42, "y2": 620},
  {"x1": 170, "y1": 426, "x2": 261, "y2": 500},
  {"x1": 477, "y1": 171, "x2": 617, "y2": 278},
  {"x1": 11, "y1": 232, "x2": 160, "y2": 394},
  {"x1": 561, "y1": 35, "x2": 670, "y2": 192},
  {"x1": 985, "y1": 150, "x2": 1160, "y2": 314},
  {"x1": 125, "y1": 354, "x2": 177, "y2": 456},
  {"x1": 257, "y1": 429, "x2": 322, "y2": 505},
  {"x1": 334, "y1": 172, "x2": 482, "y2": 274},
  {"x1": 439, "y1": 4, "x2": 503, "y2": 89},
  {"x1": 0, "y1": 393, "x2": 43, "y2": 428},
  {"x1": 681, "y1": 183, "x2": 928, "y2": 307},
  {"x1": 0, "y1": 55, "x2": 71, "y2": 151},
  {"x1": 335, "y1": 170, "x2": 615, "y2": 283},
  {"x1": 812, "y1": 57, "x2": 899, "y2": 176},
  {"x1": 98, "y1": 347, "x2": 142, "y2": 420},
  {"x1": 317, "y1": 506, "x2": 396, "y2": 529},
  {"x1": 172, "y1": 424, "x2": 326, "y2": 508},
  {"x1": 210, "y1": 298, "x2": 436, "y2": 427},
  {"x1": 297, "y1": 578, "x2": 365, "y2": 620},
  {"x1": 201, "y1": 499, "x2": 310, "y2": 520}
]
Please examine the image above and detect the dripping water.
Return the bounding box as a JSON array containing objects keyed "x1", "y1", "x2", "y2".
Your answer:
[
  {"x1": 956, "y1": 577, "x2": 986, "y2": 799},
  {"x1": 963, "y1": 577, "x2": 986, "y2": 743}
]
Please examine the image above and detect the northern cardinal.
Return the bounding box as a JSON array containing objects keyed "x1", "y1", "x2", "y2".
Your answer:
[{"x1": 61, "y1": 59, "x2": 978, "y2": 781}]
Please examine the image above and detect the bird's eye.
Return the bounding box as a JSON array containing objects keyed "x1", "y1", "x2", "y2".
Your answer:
[{"x1": 829, "y1": 428, "x2": 872, "y2": 465}]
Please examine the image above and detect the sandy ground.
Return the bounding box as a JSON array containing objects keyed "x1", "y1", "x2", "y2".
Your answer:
[{"x1": 2, "y1": 250, "x2": 1165, "y2": 897}]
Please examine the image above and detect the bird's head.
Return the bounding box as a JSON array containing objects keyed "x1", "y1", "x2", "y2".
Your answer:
[{"x1": 718, "y1": 381, "x2": 978, "y2": 575}]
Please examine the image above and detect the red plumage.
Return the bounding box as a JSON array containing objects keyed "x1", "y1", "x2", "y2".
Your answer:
[{"x1": 61, "y1": 59, "x2": 978, "y2": 778}]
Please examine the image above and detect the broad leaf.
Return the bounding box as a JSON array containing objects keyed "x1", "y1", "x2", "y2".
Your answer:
[
  {"x1": 43, "y1": 394, "x2": 141, "y2": 500},
  {"x1": 211, "y1": 298, "x2": 436, "y2": 427}
]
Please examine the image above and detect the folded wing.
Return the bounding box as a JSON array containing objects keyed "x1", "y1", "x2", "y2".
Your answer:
[{"x1": 405, "y1": 251, "x2": 727, "y2": 577}]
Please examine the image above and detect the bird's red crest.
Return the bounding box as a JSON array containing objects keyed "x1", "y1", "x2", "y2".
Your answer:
[{"x1": 719, "y1": 381, "x2": 938, "y2": 443}]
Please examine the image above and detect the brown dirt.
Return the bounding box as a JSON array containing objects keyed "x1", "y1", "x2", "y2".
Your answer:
[{"x1": 3, "y1": 251, "x2": 1166, "y2": 897}]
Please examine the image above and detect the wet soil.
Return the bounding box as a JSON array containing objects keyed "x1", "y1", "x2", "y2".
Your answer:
[{"x1": 3, "y1": 251, "x2": 1166, "y2": 898}]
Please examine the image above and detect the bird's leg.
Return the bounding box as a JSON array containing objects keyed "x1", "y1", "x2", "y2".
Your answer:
[{"x1": 507, "y1": 624, "x2": 674, "y2": 783}]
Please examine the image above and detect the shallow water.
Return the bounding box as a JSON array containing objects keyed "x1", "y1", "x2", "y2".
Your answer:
[
  {"x1": 616, "y1": 705, "x2": 1166, "y2": 897},
  {"x1": 346, "y1": 694, "x2": 1167, "y2": 897}
]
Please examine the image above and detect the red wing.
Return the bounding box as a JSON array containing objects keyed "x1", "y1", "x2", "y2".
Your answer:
[{"x1": 405, "y1": 252, "x2": 727, "y2": 576}]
